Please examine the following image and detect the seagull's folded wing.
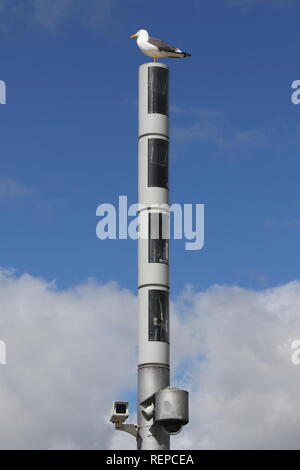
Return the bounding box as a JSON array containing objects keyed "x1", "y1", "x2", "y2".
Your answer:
[{"x1": 148, "y1": 37, "x2": 179, "y2": 52}]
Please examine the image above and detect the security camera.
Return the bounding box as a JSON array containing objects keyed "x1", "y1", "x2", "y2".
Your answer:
[
  {"x1": 154, "y1": 387, "x2": 189, "y2": 435},
  {"x1": 109, "y1": 401, "x2": 137, "y2": 438},
  {"x1": 161, "y1": 420, "x2": 183, "y2": 435},
  {"x1": 110, "y1": 401, "x2": 129, "y2": 424}
]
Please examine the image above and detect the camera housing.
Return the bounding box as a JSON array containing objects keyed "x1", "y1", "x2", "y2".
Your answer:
[
  {"x1": 154, "y1": 387, "x2": 189, "y2": 435},
  {"x1": 110, "y1": 401, "x2": 129, "y2": 424}
]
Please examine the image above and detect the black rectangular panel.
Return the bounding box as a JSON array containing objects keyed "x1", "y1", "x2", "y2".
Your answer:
[
  {"x1": 148, "y1": 67, "x2": 169, "y2": 116},
  {"x1": 148, "y1": 138, "x2": 168, "y2": 189},
  {"x1": 149, "y1": 290, "x2": 169, "y2": 343},
  {"x1": 148, "y1": 213, "x2": 169, "y2": 265}
]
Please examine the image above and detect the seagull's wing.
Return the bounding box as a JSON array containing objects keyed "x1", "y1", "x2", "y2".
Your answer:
[{"x1": 148, "y1": 37, "x2": 180, "y2": 53}]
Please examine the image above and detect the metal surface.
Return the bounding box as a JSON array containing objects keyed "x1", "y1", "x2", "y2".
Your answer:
[
  {"x1": 137, "y1": 365, "x2": 170, "y2": 450},
  {"x1": 154, "y1": 387, "x2": 189, "y2": 430}
]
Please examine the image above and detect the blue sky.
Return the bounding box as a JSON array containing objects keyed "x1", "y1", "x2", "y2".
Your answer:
[{"x1": 1, "y1": 0, "x2": 300, "y2": 295}]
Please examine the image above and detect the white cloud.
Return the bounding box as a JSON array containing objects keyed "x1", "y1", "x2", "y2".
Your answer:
[
  {"x1": 173, "y1": 109, "x2": 268, "y2": 158},
  {"x1": 264, "y1": 217, "x2": 300, "y2": 231},
  {"x1": 0, "y1": 269, "x2": 300, "y2": 449},
  {"x1": 0, "y1": 0, "x2": 116, "y2": 32},
  {"x1": 0, "y1": 176, "x2": 65, "y2": 222},
  {"x1": 0, "y1": 177, "x2": 33, "y2": 202},
  {"x1": 171, "y1": 282, "x2": 300, "y2": 449},
  {"x1": 0, "y1": 270, "x2": 137, "y2": 449}
]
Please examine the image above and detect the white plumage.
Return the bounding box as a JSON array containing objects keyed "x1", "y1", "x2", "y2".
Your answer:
[{"x1": 130, "y1": 29, "x2": 191, "y2": 62}]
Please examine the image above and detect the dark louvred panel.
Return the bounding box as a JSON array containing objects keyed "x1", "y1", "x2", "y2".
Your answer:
[
  {"x1": 148, "y1": 138, "x2": 169, "y2": 189},
  {"x1": 148, "y1": 290, "x2": 169, "y2": 343},
  {"x1": 148, "y1": 213, "x2": 169, "y2": 265},
  {"x1": 148, "y1": 67, "x2": 169, "y2": 116}
]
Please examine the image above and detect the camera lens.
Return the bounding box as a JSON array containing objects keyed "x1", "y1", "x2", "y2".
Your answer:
[
  {"x1": 116, "y1": 403, "x2": 127, "y2": 414},
  {"x1": 162, "y1": 420, "x2": 182, "y2": 435}
]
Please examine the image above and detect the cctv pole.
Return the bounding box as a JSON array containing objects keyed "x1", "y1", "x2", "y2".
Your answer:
[
  {"x1": 137, "y1": 63, "x2": 171, "y2": 450},
  {"x1": 110, "y1": 62, "x2": 188, "y2": 448}
]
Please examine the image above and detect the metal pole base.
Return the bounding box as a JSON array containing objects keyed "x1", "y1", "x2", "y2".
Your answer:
[{"x1": 137, "y1": 364, "x2": 170, "y2": 450}]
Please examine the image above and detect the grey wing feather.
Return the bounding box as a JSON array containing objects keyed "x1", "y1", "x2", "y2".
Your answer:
[{"x1": 148, "y1": 37, "x2": 179, "y2": 52}]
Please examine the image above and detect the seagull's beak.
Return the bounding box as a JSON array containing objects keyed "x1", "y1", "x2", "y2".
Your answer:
[{"x1": 130, "y1": 33, "x2": 137, "y2": 39}]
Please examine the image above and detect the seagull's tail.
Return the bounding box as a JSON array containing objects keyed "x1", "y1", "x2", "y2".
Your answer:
[{"x1": 170, "y1": 51, "x2": 192, "y2": 58}]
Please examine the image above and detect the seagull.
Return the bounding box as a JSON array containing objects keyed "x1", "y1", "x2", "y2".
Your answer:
[{"x1": 130, "y1": 29, "x2": 191, "y2": 62}]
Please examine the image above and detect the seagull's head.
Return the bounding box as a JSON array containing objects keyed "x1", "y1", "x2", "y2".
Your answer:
[{"x1": 130, "y1": 29, "x2": 149, "y2": 39}]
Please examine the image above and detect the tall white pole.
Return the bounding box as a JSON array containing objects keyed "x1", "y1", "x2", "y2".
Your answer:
[
  {"x1": 110, "y1": 62, "x2": 188, "y2": 448},
  {"x1": 137, "y1": 62, "x2": 170, "y2": 450}
]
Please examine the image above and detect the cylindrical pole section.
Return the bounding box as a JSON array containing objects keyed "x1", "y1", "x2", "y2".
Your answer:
[{"x1": 137, "y1": 62, "x2": 170, "y2": 450}]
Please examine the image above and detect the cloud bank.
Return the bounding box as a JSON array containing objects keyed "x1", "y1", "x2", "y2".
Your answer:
[
  {"x1": 0, "y1": 270, "x2": 137, "y2": 449},
  {"x1": 0, "y1": 269, "x2": 299, "y2": 449}
]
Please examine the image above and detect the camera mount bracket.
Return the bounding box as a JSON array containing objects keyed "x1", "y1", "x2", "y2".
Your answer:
[{"x1": 115, "y1": 422, "x2": 138, "y2": 438}]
